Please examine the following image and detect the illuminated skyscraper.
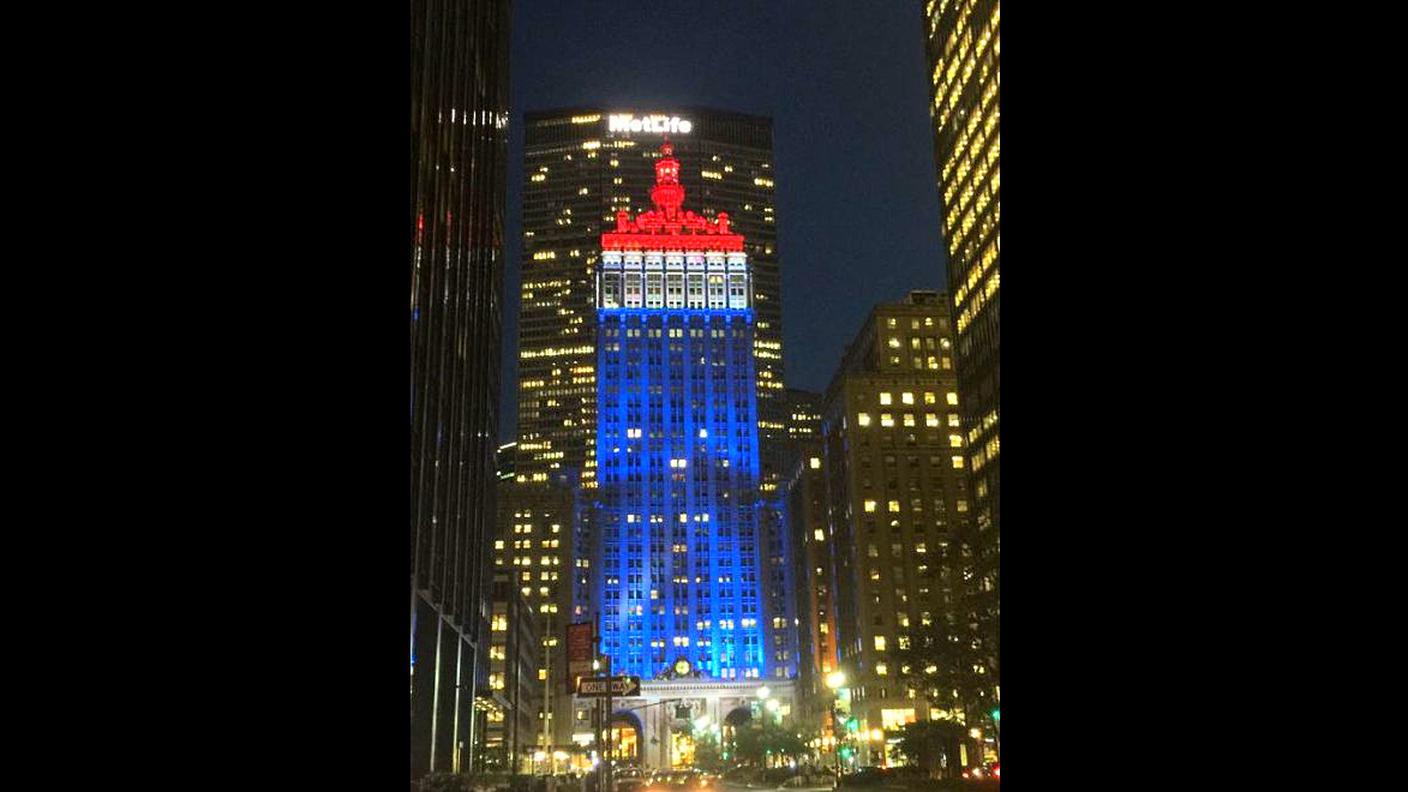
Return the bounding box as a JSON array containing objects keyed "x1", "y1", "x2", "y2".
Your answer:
[
  {"x1": 924, "y1": 0, "x2": 999, "y2": 704},
  {"x1": 593, "y1": 141, "x2": 774, "y2": 681},
  {"x1": 410, "y1": 0, "x2": 510, "y2": 779},
  {"x1": 515, "y1": 109, "x2": 785, "y2": 492}
]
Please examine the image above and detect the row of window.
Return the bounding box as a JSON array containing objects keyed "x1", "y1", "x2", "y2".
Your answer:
[{"x1": 600, "y1": 271, "x2": 749, "y2": 310}]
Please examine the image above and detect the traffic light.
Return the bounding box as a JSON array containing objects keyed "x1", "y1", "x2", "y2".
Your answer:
[
  {"x1": 839, "y1": 747, "x2": 854, "y2": 760},
  {"x1": 845, "y1": 717, "x2": 859, "y2": 733},
  {"x1": 990, "y1": 708, "x2": 1000, "y2": 723}
]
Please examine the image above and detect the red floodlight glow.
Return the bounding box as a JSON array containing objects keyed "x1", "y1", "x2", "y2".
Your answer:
[{"x1": 600, "y1": 142, "x2": 745, "y2": 253}]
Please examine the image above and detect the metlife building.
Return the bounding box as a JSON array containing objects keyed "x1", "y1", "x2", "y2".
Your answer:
[{"x1": 514, "y1": 108, "x2": 787, "y2": 496}]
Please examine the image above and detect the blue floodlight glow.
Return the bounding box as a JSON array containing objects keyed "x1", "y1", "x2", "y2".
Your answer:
[{"x1": 593, "y1": 302, "x2": 766, "y2": 680}]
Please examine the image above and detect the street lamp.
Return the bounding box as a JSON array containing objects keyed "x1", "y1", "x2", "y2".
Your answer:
[
  {"x1": 765, "y1": 698, "x2": 781, "y2": 713},
  {"x1": 824, "y1": 671, "x2": 847, "y2": 781},
  {"x1": 757, "y1": 685, "x2": 772, "y2": 700}
]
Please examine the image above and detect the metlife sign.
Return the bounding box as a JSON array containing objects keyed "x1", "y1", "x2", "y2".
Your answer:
[{"x1": 608, "y1": 114, "x2": 693, "y2": 134}]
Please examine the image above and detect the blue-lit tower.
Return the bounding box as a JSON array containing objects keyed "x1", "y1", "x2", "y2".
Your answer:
[{"x1": 594, "y1": 141, "x2": 768, "y2": 681}]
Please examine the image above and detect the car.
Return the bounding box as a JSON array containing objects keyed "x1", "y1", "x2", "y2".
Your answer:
[
  {"x1": 838, "y1": 768, "x2": 888, "y2": 788},
  {"x1": 959, "y1": 765, "x2": 996, "y2": 781},
  {"x1": 776, "y1": 773, "x2": 837, "y2": 792}
]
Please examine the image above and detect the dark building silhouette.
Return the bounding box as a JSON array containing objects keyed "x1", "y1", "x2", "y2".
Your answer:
[
  {"x1": 784, "y1": 439, "x2": 835, "y2": 750},
  {"x1": 493, "y1": 475, "x2": 582, "y2": 754},
  {"x1": 479, "y1": 570, "x2": 542, "y2": 773},
  {"x1": 410, "y1": 0, "x2": 511, "y2": 780}
]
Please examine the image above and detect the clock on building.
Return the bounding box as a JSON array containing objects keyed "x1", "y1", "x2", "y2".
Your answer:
[{"x1": 674, "y1": 658, "x2": 692, "y2": 677}]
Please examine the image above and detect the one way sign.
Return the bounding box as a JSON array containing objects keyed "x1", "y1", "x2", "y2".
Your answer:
[{"x1": 576, "y1": 675, "x2": 641, "y2": 697}]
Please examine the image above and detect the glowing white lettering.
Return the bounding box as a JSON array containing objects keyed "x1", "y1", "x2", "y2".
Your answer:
[{"x1": 608, "y1": 114, "x2": 693, "y2": 135}]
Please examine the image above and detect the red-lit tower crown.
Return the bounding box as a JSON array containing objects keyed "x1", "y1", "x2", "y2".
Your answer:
[
  {"x1": 650, "y1": 141, "x2": 686, "y2": 221},
  {"x1": 602, "y1": 141, "x2": 742, "y2": 252}
]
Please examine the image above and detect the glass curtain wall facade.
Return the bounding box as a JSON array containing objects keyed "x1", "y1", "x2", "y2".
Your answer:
[{"x1": 410, "y1": 0, "x2": 511, "y2": 779}]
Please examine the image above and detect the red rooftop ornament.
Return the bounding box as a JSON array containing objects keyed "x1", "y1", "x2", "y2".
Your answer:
[{"x1": 602, "y1": 141, "x2": 743, "y2": 252}]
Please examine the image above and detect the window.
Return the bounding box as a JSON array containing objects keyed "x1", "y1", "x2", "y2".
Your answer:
[
  {"x1": 874, "y1": 636, "x2": 887, "y2": 651},
  {"x1": 888, "y1": 500, "x2": 900, "y2": 513},
  {"x1": 946, "y1": 392, "x2": 959, "y2": 406},
  {"x1": 951, "y1": 456, "x2": 965, "y2": 470},
  {"x1": 901, "y1": 392, "x2": 914, "y2": 405},
  {"x1": 924, "y1": 392, "x2": 936, "y2": 404},
  {"x1": 880, "y1": 393, "x2": 892, "y2": 405},
  {"x1": 881, "y1": 414, "x2": 894, "y2": 427},
  {"x1": 864, "y1": 500, "x2": 878, "y2": 513},
  {"x1": 857, "y1": 412, "x2": 871, "y2": 427},
  {"x1": 949, "y1": 434, "x2": 963, "y2": 448},
  {"x1": 925, "y1": 413, "x2": 940, "y2": 427}
]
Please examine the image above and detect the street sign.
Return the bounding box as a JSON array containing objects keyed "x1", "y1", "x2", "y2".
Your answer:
[
  {"x1": 576, "y1": 675, "x2": 641, "y2": 697},
  {"x1": 567, "y1": 622, "x2": 595, "y2": 685}
]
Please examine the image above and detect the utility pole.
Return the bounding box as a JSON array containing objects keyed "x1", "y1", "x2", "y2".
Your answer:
[
  {"x1": 603, "y1": 652, "x2": 613, "y2": 792},
  {"x1": 593, "y1": 615, "x2": 606, "y2": 792},
  {"x1": 544, "y1": 610, "x2": 554, "y2": 782}
]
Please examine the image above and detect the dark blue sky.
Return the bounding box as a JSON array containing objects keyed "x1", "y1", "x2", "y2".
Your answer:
[{"x1": 501, "y1": 0, "x2": 946, "y2": 441}]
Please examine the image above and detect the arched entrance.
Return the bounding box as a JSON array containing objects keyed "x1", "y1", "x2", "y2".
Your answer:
[
  {"x1": 722, "y1": 706, "x2": 753, "y2": 759},
  {"x1": 609, "y1": 711, "x2": 644, "y2": 765}
]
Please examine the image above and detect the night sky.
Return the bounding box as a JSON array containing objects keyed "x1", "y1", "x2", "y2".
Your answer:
[{"x1": 501, "y1": 0, "x2": 946, "y2": 441}]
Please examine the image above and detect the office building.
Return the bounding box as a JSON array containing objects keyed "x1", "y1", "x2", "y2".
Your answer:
[
  {"x1": 785, "y1": 440, "x2": 837, "y2": 745},
  {"x1": 594, "y1": 139, "x2": 770, "y2": 679},
  {"x1": 582, "y1": 141, "x2": 795, "y2": 768},
  {"x1": 923, "y1": 0, "x2": 1000, "y2": 703},
  {"x1": 494, "y1": 476, "x2": 584, "y2": 754},
  {"x1": 497, "y1": 441, "x2": 518, "y2": 482},
  {"x1": 785, "y1": 388, "x2": 823, "y2": 444},
  {"x1": 515, "y1": 108, "x2": 786, "y2": 492},
  {"x1": 410, "y1": 0, "x2": 511, "y2": 779},
  {"x1": 818, "y1": 292, "x2": 978, "y2": 765},
  {"x1": 479, "y1": 571, "x2": 542, "y2": 773}
]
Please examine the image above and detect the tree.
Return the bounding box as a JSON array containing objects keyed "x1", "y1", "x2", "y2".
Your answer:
[
  {"x1": 735, "y1": 722, "x2": 808, "y2": 767},
  {"x1": 693, "y1": 733, "x2": 727, "y2": 774},
  {"x1": 892, "y1": 720, "x2": 967, "y2": 779}
]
